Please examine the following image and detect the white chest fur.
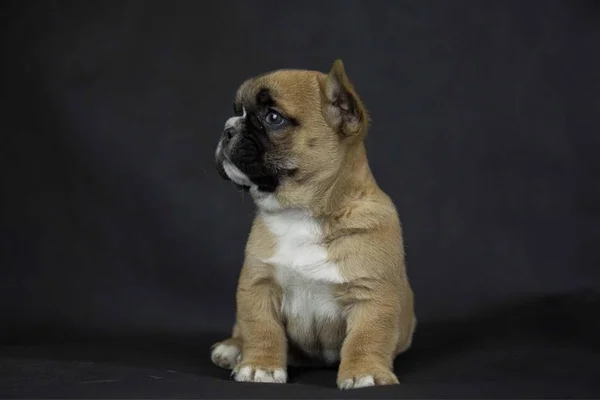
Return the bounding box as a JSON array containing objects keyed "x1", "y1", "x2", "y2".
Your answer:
[
  {"x1": 261, "y1": 209, "x2": 345, "y2": 339},
  {"x1": 262, "y1": 209, "x2": 345, "y2": 284}
]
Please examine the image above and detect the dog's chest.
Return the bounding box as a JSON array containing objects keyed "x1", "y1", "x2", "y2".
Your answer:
[{"x1": 261, "y1": 210, "x2": 344, "y2": 332}]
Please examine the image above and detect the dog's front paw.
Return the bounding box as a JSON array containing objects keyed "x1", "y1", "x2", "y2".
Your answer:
[
  {"x1": 337, "y1": 366, "x2": 399, "y2": 389},
  {"x1": 211, "y1": 341, "x2": 242, "y2": 370},
  {"x1": 232, "y1": 363, "x2": 287, "y2": 383}
]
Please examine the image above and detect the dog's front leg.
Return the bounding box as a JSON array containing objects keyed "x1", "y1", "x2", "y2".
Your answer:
[
  {"x1": 232, "y1": 260, "x2": 287, "y2": 384},
  {"x1": 337, "y1": 289, "x2": 402, "y2": 389}
]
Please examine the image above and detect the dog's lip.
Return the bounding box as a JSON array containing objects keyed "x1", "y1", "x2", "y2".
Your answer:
[
  {"x1": 217, "y1": 156, "x2": 255, "y2": 190},
  {"x1": 216, "y1": 158, "x2": 231, "y2": 181}
]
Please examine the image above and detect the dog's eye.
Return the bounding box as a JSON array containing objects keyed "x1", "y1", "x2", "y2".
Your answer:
[{"x1": 265, "y1": 110, "x2": 285, "y2": 126}]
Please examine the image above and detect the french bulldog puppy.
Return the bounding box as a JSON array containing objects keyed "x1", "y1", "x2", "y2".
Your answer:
[{"x1": 212, "y1": 59, "x2": 416, "y2": 389}]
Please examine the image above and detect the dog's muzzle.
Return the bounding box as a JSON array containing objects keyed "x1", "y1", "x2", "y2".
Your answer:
[{"x1": 214, "y1": 111, "x2": 279, "y2": 193}]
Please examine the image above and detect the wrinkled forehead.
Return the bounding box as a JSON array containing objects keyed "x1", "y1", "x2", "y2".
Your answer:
[{"x1": 234, "y1": 70, "x2": 324, "y2": 117}]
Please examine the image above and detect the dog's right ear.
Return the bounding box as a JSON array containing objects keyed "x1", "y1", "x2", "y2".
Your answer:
[{"x1": 318, "y1": 59, "x2": 369, "y2": 137}]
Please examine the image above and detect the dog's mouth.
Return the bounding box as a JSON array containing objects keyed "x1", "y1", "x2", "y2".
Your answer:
[
  {"x1": 216, "y1": 159, "x2": 231, "y2": 182},
  {"x1": 216, "y1": 145, "x2": 281, "y2": 194},
  {"x1": 216, "y1": 159, "x2": 250, "y2": 192}
]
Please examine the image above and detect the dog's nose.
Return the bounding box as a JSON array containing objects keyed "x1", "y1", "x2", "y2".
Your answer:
[{"x1": 224, "y1": 127, "x2": 235, "y2": 141}]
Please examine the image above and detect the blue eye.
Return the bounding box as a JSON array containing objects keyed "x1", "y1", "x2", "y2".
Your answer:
[{"x1": 265, "y1": 110, "x2": 285, "y2": 126}]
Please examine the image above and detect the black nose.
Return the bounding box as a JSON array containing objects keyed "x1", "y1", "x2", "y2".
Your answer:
[{"x1": 224, "y1": 127, "x2": 235, "y2": 141}]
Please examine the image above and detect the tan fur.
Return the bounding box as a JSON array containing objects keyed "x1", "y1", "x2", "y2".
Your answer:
[{"x1": 212, "y1": 60, "x2": 416, "y2": 389}]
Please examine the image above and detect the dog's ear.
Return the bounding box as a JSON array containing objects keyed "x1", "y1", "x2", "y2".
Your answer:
[{"x1": 318, "y1": 59, "x2": 369, "y2": 137}]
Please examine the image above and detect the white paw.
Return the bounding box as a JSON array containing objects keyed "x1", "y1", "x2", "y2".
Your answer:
[
  {"x1": 211, "y1": 343, "x2": 241, "y2": 370},
  {"x1": 233, "y1": 365, "x2": 287, "y2": 383},
  {"x1": 339, "y1": 375, "x2": 375, "y2": 389}
]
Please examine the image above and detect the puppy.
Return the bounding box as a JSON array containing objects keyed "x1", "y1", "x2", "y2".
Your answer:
[{"x1": 212, "y1": 59, "x2": 416, "y2": 389}]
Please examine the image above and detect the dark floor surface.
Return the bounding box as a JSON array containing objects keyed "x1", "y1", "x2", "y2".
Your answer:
[{"x1": 2, "y1": 291, "x2": 599, "y2": 398}]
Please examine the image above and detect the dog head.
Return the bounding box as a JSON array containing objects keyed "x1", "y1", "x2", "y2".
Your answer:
[{"x1": 215, "y1": 59, "x2": 369, "y2": 210}]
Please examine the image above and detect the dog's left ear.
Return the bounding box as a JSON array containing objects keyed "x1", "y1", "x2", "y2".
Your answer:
[{"x1": 318, "y1": 59, "x2": 369, "y2": 137}]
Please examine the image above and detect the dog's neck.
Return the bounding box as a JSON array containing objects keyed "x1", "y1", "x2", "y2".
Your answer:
[{"x1": 253, "y1": 142, "x2": 380, "y2": 218}]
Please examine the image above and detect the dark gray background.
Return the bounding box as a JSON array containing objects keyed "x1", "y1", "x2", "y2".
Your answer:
[{"x1": 1, "y1": 1, "x2": 599, "y2": 398}]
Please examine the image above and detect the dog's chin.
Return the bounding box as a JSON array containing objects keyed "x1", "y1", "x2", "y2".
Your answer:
[
  {"x1": 217, "y1": 162, "x2": 250, "y2": 191},
  {"x1": 217, "y1": 153, "x2": 284, "y2": 194},
  {"x1": 216, "y1": 161, "x2": 230, "y2": 182}
]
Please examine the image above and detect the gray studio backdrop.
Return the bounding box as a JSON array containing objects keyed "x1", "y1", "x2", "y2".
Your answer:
[{"x1": 2, "y1": 1, "x2": 599, "y2": 340}]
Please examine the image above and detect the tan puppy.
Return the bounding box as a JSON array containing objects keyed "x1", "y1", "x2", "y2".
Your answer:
[{"x1": 212, "y1": 59, "x2": 416, "y2": 389}]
